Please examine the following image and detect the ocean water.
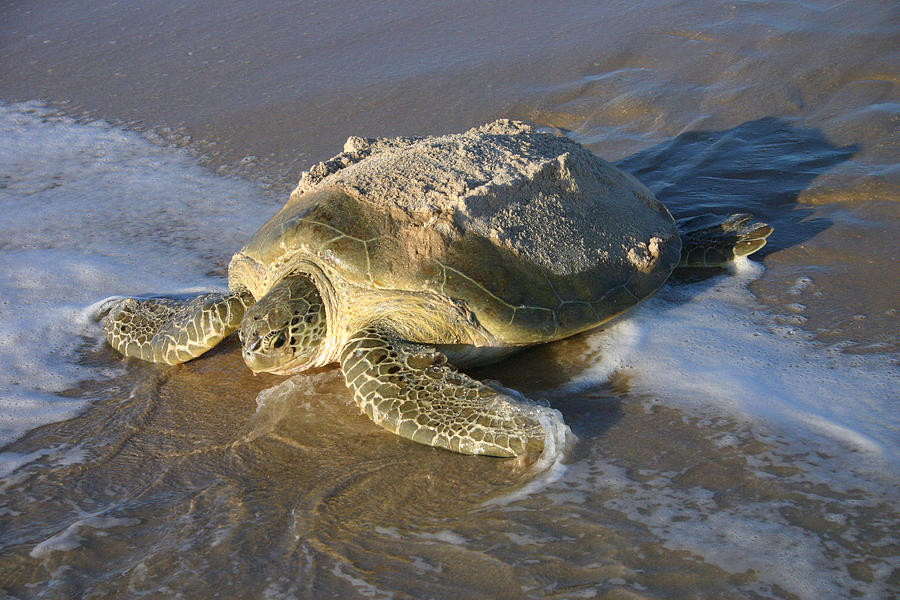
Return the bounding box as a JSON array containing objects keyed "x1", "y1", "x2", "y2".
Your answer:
[
  {"x1": 1, "y1": 1, "x2": 898, "y2": 598},
  {"x1": 0, "y1": 102, "x2": 274, "y2": 452}
]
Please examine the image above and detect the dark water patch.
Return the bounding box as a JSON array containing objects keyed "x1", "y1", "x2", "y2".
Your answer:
[
  {"x1": 615, "y1": 116, "x2": 857, "y2": 256},
  {"x1": 470, "y1": 336, "x2": 628, "y2": 453}
]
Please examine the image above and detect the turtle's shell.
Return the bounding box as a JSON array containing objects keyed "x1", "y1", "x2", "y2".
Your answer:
[{"x1": 237, "y1": 121, "x2": 681, "y2": 344}]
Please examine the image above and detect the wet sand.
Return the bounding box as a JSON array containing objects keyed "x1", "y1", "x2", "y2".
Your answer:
[{"x1": 1, "y1": 1, "x2": 898, "y2": 598}]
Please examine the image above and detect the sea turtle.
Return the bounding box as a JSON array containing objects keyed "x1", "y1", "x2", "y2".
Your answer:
[{"x1": 104, "y1": 120, "x2": 772, "y2": 457}]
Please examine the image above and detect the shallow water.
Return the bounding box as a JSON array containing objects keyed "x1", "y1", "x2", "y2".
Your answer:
[{"x1": 1, "y1": 1, "x2": 898, "y2": 598}]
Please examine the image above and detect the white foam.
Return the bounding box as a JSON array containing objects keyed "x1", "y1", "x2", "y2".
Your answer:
[
  {"x1": 477, "y1": 381, "x2": 574, "y2": 507},
  {"x1": 30, "y1": 516, "x2": 141, "y2": 558},
  {"x1": 373, "y1": 527, "x2": 468, "y2": 547},
  {"x1": 0, "y1": 101, "x2": 272, "y2": 449},
  {"x1": 575, "y1": 258, "x2": 899, "y2": 469},
  {"x1": 416, "y1": 530, "x2": 468, "y2": 545},
  {"x1": 586, "y1": 460, "x2": 861, "y2": 600},
  {"x1": 0, "y1": 443, "x2": 88, "y2": 479},
  {"x1": 330, "y1": 561, "x2": 396, "y2": 599},
  {"x1": 523, "y1": 258, "x2": 899, "y2": 597}
]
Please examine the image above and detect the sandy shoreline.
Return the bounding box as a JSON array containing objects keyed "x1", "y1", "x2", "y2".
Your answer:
[{"x1": 1, "y1": 1, "x2": 898, "y2": 597}]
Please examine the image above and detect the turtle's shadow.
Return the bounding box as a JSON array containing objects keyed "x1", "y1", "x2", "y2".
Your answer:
[
  {"x1": 617, "y1": 117, "x2": 856, "y2": 307},
  {"x1": 483, "y1": 117, "x2": 856, "y2": 444},
  {"x1": 616, "y1": 116, "x2": 856, "y2": 258}
]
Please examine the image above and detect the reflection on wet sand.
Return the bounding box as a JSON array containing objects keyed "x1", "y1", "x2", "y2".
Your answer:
[{"x1": 3, "y1": 324, "x2": 895, "y2": 598}]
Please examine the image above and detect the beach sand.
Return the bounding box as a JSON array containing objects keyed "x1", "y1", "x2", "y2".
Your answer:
[{"x1": 1, "y1": 1, "x2": 897, "y2": 598}]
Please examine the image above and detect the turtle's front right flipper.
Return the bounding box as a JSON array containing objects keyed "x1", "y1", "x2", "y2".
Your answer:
[
  {"x1": 677, "y1": 213, "x2": 773, "y2": 268},
  {"x1": 104, "y1": 289, "x2": 254, "y2": 364},
  {"x1": 339, "y1": 327, "x2": 545, "y2": 457}
]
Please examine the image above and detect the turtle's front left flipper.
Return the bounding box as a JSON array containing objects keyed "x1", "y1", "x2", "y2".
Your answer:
[
  {"x1": 105, "y1": 289, "x2": 254, "y2": 364},
  {"x1": 677, "y1": 213, "x2": 773, "y2": 268},
  {"x1": 339, "y1": 327, "x2": 545, "y2": 457}
]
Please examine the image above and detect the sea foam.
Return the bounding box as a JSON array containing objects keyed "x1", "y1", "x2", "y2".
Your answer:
[
  {"x1": 570, "y1": 258, "x2": 898, "y2": 471},
  {"x1": 0, "y1": 102, "x2": 271, "y2": 447}
]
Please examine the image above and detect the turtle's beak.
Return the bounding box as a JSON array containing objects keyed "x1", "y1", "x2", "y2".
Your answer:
[{"x1": 241, "y1": 331, "x2": 291, "y2": 373}]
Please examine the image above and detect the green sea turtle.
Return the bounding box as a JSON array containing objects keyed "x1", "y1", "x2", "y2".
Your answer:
[{"x1": 104, "y1": 120, "x2": 772, "y2": 457}]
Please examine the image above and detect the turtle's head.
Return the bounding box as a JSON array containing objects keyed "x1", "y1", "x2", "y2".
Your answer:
[{"x1": 239, "y1": 274, "x2": 327, "y2": 374}]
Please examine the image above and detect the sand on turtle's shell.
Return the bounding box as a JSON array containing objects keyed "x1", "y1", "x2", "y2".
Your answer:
[{"x1": 293, "y1": 120, "x2": 678, "y2": 278}]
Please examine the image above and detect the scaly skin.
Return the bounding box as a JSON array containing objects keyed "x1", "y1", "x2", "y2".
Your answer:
[
  {"x1": 104, "y1": 289, "x2": 253, "y2": 365},
  {"x1": 339, "y1": 326, "x2": 545, "y2": 457},
  {"x1": 239, "y1": 274, "x2": 326, "y2": 374},
  {"x1": 677, "y1": 213, "x2": 774, "y2": 268}
]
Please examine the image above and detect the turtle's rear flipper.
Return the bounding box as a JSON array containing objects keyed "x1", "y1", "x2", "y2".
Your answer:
[
  {"x1": 339, "y1": 326, "x2": 545, "y2": 457},
  {"x1": 104, "y1": 289, "x2": 253, "y2": 364},
  {"x1": 677, "y1": 213, "x2": 773, "y2": 268}
]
